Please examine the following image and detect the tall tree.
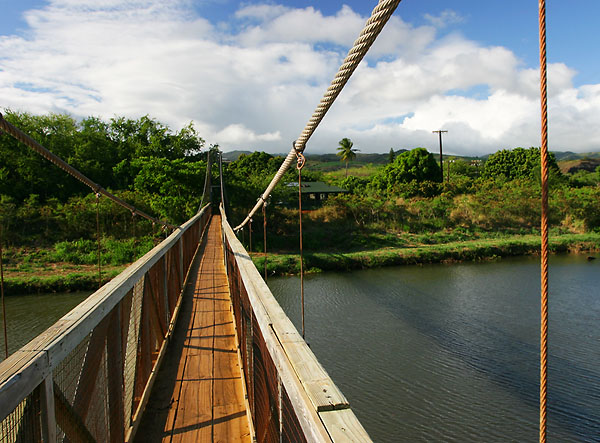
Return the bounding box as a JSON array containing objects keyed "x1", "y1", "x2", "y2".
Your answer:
[
  {"x1": 336, "y1": 138, "x2": 359, "y2": 177},
  {"x1": 388, "y1": 148, "x2": 395, "y2": 164}
]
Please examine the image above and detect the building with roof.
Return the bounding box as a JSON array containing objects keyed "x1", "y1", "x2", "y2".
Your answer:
[{"x1": 286, "y1": 181, "x2": 348, "y2": 206}]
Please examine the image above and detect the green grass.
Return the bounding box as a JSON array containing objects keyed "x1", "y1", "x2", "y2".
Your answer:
[
  {"x1": 252, "y1": 233, "x2": 600, "y2": 276},
  {"x1": 322, "y1": 163, "x2": 383, "y2": 179},
  {"x1": 3, "y1": 268, "x2": 124, "y2": 294}
]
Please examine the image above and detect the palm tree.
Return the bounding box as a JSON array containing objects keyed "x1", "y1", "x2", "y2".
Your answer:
[{"x1": 336, "y1": 138, "x2": 359, "y2": 177}]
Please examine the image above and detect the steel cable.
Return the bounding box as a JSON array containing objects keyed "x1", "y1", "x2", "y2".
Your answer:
[
  {"x1": 538, "y1": 1, "x2": 550, "y2": 441},
  {"x1": 0, "y1": 112, "x2": 176, "y2": 229},
  {"x1": 262, "y1": 202, "x2": 268, "y2": 281},
  {"x1": 234, "y1": 0, "x2": 402, "y2": 231},
  {"x1": 199, "y1": 150, "x2": 212, "y2": 212},
  {"x1": 96, "y1": 193, "x2": 102, "y2": 289},
  {"x1": 0, "y1": 224, "x2": 7, "y2": 358}
]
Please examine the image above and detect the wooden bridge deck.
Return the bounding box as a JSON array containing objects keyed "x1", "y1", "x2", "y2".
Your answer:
[{"x1": 135, "y1": 215, "x2": 251, "y2": 442}]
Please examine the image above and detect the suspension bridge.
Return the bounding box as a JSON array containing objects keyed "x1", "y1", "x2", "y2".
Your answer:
[{"x1": 0, "y1": 0, "x2": 557, "y2": 441}]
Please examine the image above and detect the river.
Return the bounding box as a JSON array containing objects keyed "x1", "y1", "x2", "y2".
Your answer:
[
  {"x1": 268, "y1": 254, "x2": 600, "y2": 442},
  {"x1": 0, "y1": 291, "x2": 90, "y2": 360},
  {"x1": 1, "y1": 255, "x2": 598, "y2": 440}
]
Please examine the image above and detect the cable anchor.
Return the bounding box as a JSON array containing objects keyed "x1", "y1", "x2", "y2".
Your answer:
[{"x1": 293, "y1": 141, "x2": 305, "y2": 171}]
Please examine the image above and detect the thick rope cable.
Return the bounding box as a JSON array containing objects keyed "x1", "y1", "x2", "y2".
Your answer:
[
  {"x1": 0, "y1": 112, "x2": 176, "y2": 229},
  {"x1": 538, "y1": 1, "x2": 550, "y2": 441},
  {"x1": 234, "y1": 0, "x2": 401, "y2": 231}
]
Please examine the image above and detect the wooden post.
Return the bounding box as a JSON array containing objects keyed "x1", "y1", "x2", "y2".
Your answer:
[
  {"x1": 40, "y1": 375, "x2": 57, "y2": 443},
  {"x1": 107, "y1": 306, "x2": 125, "y2": 443}
]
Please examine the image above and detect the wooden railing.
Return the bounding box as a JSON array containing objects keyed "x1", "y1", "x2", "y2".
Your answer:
[
  {"x1": 220, "y1": 205, "x2": 371, "y2": 442},
  {"x1": 0, "y1": 205, "x2": 211, "y2": 443}
]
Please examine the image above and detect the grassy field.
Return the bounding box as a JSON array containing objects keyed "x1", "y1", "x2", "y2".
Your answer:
[
  {"x1": 251, "y1": 233, "x2": 600, "y2": 276},
  {"x1": 2, "y1": 238, "x2": 154, "y2": 294},
  {"x1": 322, "y1": 163, "x2": 383, "y2": 179}
]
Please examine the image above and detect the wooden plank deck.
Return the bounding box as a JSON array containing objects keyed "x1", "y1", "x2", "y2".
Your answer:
[{"x1": 134, "y1": 215, "x2": 251, "y2": 442}]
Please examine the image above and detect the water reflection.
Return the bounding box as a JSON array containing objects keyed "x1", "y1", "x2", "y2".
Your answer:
[
  {"x1": 0, "y1": 291, "x2": 90, "y2": 360},
  {"x1": 269, "y1": 254, "x2": 600, "y2": 442}
]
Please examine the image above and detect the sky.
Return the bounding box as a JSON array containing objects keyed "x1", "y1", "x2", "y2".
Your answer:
[{"x1": 1, "y1": 0, "x2": 600, "y2": 156}]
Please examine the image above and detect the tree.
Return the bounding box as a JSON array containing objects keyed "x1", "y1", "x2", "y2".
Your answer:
[
  {"x1": 388, "y1": 148, "x2": 395, "y2": 164},
  {"x1": 336, "y1": 138, "x2": 359, "y2": 177},
  {"x1": 482, "y1": 147, "x2": 560, "y2": 181},
  {"x1": 371, "y1": 147, "x2": 441, "y2": 194}
]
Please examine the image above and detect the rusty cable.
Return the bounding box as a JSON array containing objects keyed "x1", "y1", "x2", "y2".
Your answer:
[
  {"x1": 538, "y1": 1, "x2": 550, "y2": 441},
  {"x1": 0, "y1": 112, "x2": 175, "y2": 229},
  {"x1": 262, "y1": 201, "x2": 268, "y2": 281},
  {"x1": 249, "y1": 219, "x2": 253, "y2": 254},
  {"x1": 295, "y1": 147, "x2": 306, "y2": 339},
  {"x1": 0, "y1": 224, "x2": 8, "y2": 358},
  {"x1": 96, "y1": 193, "x2": 102, "y2": 289},
  {"x1": 131, "y1": 211, "x2": 137, "y2": 262}
]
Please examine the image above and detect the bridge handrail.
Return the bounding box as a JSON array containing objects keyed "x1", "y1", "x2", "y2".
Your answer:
[
  {"x1": 0, "y1": 204, "x2": 211, "y2": 442},
  {"x1": 220, "y1": 205, "x2": 371, "y2": 442}
]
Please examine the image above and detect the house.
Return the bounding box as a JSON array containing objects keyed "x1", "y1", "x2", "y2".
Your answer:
[{"x1": 286, "y1": 181, "x2": 348, "y2": 206}]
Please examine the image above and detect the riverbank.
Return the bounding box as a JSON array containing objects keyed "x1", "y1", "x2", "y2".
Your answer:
[
  {"x1": 252, "y1": 233, "x2": 600, "y2": 276},
  {"x1": 2, "y1": 264, "x2": 125, "y2": 294},
  {"x1": 3, "y1": 232, "x2": 599, "y2": 293}
]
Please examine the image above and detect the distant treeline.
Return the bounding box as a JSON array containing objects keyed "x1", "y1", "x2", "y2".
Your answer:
[
  {"x1": 0, "y1": 111, "x2": 214, "y2": 244},
  {"x1": 2, "y1": 111, "x2": 600, "y2": 253}
]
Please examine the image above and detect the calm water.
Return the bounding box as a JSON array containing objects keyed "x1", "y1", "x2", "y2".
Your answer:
[
  {"x1": 0, "y1": 291, "x2": 91, "y2": 361},
  {"x1": 268, "y1": 254, "x2": 600, "y2": 442}
]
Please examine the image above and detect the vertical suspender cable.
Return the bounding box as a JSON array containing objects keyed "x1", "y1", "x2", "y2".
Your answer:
[
  {"x1": 249, "y1": 219, "x2": 253, "y2": 254},
  {"x1": 263, "y1": 202, "x2": 268, "y2": 281},
  {"x1": 131, "y1": 211, "x2": 137, "y2": 261},
  {"x1": 295, "y1": 149, "x2": 306, "y2": 339},
  {"x1": 538, "y1": 1, "x2": 550, "y2": 441},
  {"x1": 219, "y1": 152, "x2": 226, "y2": 215},
  {"x1": 200, "y1": 150, "x2": 212, "y2": 211},
  {"x1": 0, "y1": 224, "x2": 8, "y2": 358},
  {"x1": 96, "y1": 193, "x2": 102, "y2": 289}
]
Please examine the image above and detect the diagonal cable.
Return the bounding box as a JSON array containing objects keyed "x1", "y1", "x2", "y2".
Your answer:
[
  {"x1": 0, "y1": 112, "x2": 176, "y2": 229},
  {"x1": 234, "y1": 0, "x2": 402, "y2": 231}
]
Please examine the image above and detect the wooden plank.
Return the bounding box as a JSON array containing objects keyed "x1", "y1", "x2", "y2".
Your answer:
[
  {"x1": 54, "y1": 381, "x2": 95, "y2": 443},
  {"x1": 137, "y1": 215, "x2": 251, "y2": 443},
  {"x1": 319, "y1": 409, "x2": 373, "y2": 443},
  {"x1": 107, "y1": 307, "x2": 125, "y2": 443},
  {"x1": 40, "y1": 375, "x2": 57, "y2": 443},
  {"x1": 280, "y1": 340, "x2": 349, "y2": 412},
  {"x1": 170, "y1": 380, "x2": 212, "y2": 443},
  {"x1": 213, "y1": 404, "x2": 251, "y2": 442},
  {"x1": 221, "y1": 210, "x2": 368, "y2": 442}
]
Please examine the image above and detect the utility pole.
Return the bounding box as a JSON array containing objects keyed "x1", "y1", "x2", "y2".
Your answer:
[{"x1": 432, "y1": 130, "x2": 448, "y2": 182}]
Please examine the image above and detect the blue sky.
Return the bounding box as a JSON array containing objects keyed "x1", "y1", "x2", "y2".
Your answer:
[{"x1": 1, "y1": 0, "x2": 600, "y2": 155}]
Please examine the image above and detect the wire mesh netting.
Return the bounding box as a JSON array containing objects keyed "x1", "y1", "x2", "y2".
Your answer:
[
  {"x1": 0, "y1": 390, "x2": 42, "y2": 443},
  {"x1": 223, "y1": 227, "x2": 312, "y2": 442},
  {"x1": 0, "y1": 211, "x2": 209, "y2": 443}
]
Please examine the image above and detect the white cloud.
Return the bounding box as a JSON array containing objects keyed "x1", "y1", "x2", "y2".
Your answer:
[
  {"x1": 424, "y1": 10, "x2": 465, "y2": 28},
  {"x1": 1, "y1": 1, "x2": 599, "y2": 156}
]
